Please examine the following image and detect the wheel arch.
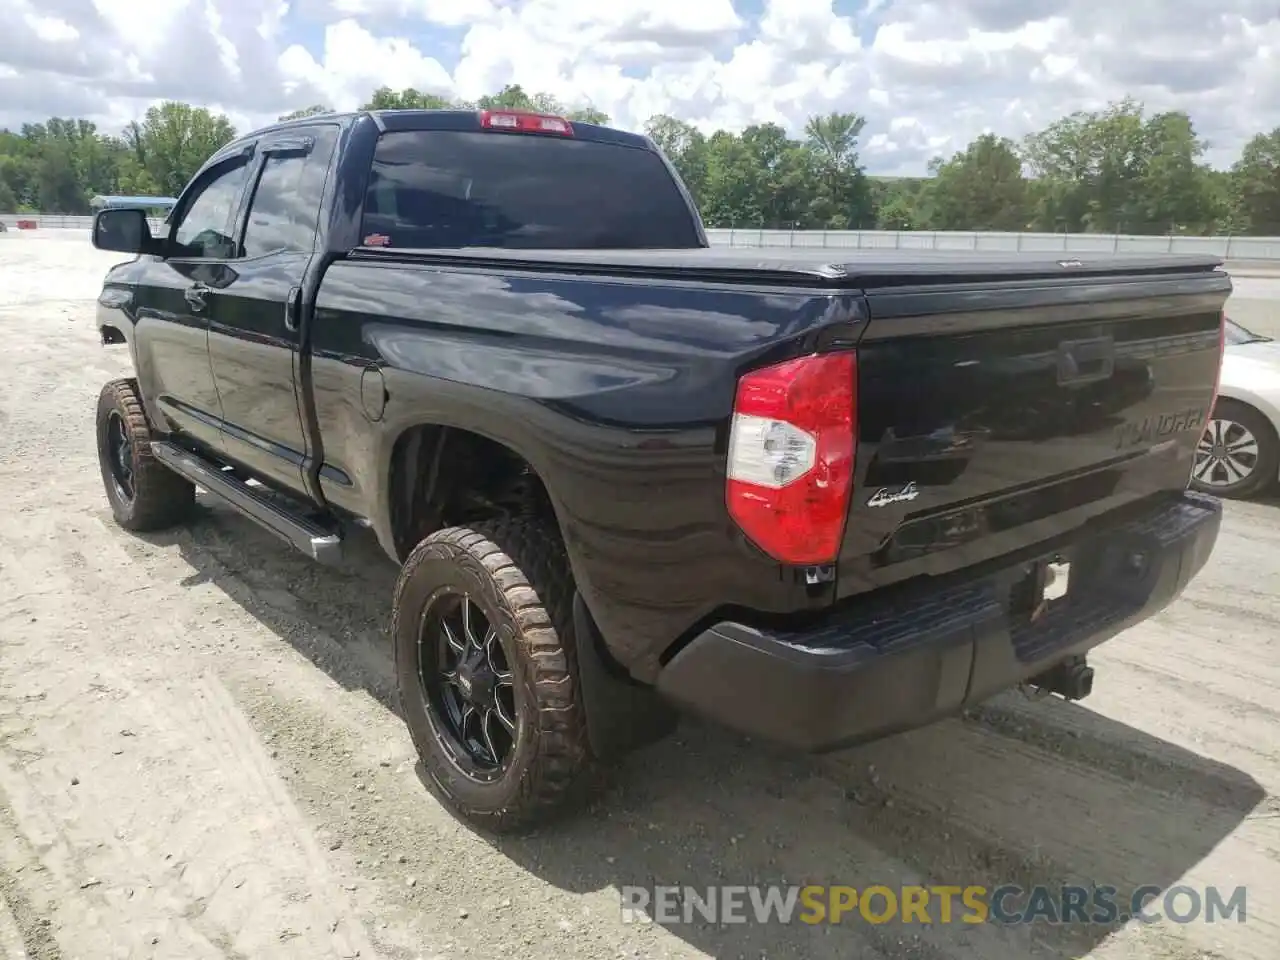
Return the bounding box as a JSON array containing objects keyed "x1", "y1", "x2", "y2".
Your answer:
[
  {"x1": 376, "y1": 419, "x2": 682, "y2": 760},
  {"x1": 380, "y1": 420, "x2": 570, "y2": 563}
]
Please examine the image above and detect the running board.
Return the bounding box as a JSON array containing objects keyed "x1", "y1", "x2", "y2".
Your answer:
[{"x1": 150, "y1": 441, "x2": 344, "y2": 565}]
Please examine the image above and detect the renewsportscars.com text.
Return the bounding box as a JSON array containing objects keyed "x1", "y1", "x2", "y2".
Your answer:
[{"x1": 619, "y1": 884, "x2": 1248, "y2": 927}]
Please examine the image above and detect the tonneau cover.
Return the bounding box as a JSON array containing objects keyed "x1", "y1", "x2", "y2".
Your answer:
[{"x1": 352, "y1": 244, "x2": 1226, "y2": 287}]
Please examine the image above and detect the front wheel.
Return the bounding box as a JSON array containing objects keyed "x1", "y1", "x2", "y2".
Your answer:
[
  {"x1": 96, "y1": 378, "x2": 196, "y2": 530},
  {"x1": 392, "y1": 518, "x2": 595, "y2": 832},
  {"x1": 1190, "y1": 398, "x2": 1279, "y2": 500}
]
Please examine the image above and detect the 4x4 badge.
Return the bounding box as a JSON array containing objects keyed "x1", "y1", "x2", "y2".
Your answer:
[{"x1": 867, "y1": 481, "x2": 919, "y2": 507}]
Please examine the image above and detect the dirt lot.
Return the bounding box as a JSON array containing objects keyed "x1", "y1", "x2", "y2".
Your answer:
[{"x1": 1, "y1": 232, "x2": 1277, "y2": 960}]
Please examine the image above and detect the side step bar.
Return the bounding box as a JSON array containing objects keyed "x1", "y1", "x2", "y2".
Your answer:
[{"x1": 151, "y1": 441, "x2": 344, "y2": 565}]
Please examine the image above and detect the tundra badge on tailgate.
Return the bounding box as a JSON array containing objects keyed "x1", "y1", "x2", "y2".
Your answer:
[
  {"x1": 867, "y1": 481, "x2": 920, "y2": 507},
  {"x1": 1114, "y1": 406, "x2": 1206, "y2": 450}
]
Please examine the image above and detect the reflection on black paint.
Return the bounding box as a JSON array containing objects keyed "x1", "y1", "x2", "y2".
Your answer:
[
  {"x1": 241, "y1": 126, "x2": 339, "y2": 258},
  {"x1": 309, "y1": 259, "x2": 868, "y2": 678}
]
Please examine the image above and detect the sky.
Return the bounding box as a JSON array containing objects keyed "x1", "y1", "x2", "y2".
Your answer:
[{"x1": 2, "y1": 0, "x2": 1278, "y2": 176}]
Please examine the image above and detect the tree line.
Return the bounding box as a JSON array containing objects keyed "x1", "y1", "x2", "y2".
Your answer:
[{"x1": 3, "y1": 85, "x2": 1279, "y2": 237}]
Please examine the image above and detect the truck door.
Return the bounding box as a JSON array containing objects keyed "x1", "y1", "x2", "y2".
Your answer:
[
  {"x1": 206, "y1": 124, "x2": 339, "y2": 497},
  {"x1": 130, "y1": 155, "x2": 254, "y2": 457}
]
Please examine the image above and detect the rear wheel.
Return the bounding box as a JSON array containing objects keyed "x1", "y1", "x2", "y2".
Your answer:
[
  {"x1": 392, "y1": 518, "x2": 595, "y2": 832},
  {"x1": 96, "y1": 378, "x2": 196, "y2": 531},
  {"x1": 1191, "y1": 398, "x2": 1279, "y2": 499}
]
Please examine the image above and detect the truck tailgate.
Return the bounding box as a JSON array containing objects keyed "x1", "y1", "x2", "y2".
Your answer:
[{"x1": 837, "y1": 267, "x2": 1230, "y2": 596}]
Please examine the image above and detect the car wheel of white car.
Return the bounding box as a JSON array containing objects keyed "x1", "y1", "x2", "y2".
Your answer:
[{"x1": 1191, "y1": 398, "x2": 1279, "y2": 499}]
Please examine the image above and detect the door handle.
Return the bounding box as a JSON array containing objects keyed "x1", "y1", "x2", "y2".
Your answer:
[
  {"x1": 284, "y1": 285, "x2": 302, "y2": 333},
  {"x1": 184, "y1": 282, "x2": 210, "y2": 312}
]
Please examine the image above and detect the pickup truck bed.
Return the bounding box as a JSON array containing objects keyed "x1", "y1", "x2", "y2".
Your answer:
[{"x1": 88, "y1": 106, "x2": 1229, "y2": 831}]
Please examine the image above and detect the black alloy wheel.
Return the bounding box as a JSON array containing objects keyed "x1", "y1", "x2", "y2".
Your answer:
[
  {"x1": 419, "y1": 590, "x2": 519, "y2": 779},
  {"x1": 104, "y1": 409, "x2": 135, "y2": 504},
  {"x1": 392, "y1": 519, "x2": 595, "y2": 832}
]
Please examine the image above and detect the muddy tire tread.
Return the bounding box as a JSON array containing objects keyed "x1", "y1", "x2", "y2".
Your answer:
[
  {"x1": 392, "y1": 516, "x2": 593, "y2": 832},
  {"x1": 96, "y1": 377, "x2": 195, "y2": 531}
]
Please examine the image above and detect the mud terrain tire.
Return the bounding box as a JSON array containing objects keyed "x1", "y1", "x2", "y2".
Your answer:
[
  {"x1": 96, "y1": 378, "x2": 195, "y2": 531},
  {"x1": 392, "y1": 518, "x2": 595, "y2": 832}
]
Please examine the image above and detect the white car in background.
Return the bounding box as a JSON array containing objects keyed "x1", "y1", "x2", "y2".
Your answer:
[{"x1": 1191, "y1": 317, "x2": 1280, "y2": 499}]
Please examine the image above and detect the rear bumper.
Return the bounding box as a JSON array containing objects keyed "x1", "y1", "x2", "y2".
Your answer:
[{"x1": 654, "y1": 491, "x2": 1222, "y2": 752}]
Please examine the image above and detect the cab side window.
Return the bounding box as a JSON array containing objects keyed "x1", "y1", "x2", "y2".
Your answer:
[
  {"x1": 171, "y1": 160, "x2": 251, "y2": 259},
  {"x1": 241, "y1": 126, "x2": 338, "y2": 258}
]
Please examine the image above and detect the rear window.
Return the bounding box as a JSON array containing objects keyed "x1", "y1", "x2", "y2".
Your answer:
[{"x1": 361, "y1": 129, "x2": 701, "y2": 250}]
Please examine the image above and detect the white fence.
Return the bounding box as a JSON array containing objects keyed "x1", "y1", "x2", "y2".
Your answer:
[
  {"x1": 6, "y1": 214, "x2": 1280, "y2": 261},
  {"x1": 704, "y1": 228, "x2": 1280, "y2": 261},
  {"x1": 1, "y1": 214, "x2": 167, "y2": 233}
]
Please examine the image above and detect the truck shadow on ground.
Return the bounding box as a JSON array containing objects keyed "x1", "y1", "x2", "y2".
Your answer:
[{"x1": 145, "y1": 496, "x2": 1267, "y2": 960}]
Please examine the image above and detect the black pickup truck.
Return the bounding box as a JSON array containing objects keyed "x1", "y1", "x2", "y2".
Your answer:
[{"x1": 90, "y1": 107, "x2": 1229, "y2": 831}]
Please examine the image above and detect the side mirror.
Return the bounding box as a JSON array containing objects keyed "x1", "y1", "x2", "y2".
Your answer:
[{"x1": 92, "y1": 208, "x2": 154, "y2": 254}]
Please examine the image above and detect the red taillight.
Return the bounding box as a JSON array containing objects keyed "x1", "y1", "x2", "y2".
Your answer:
[
  {"x1": 478, "y1": 110, "x2": 574, "y2": 137},
  {"x1": 726, "y1": 352, "x2": 857, "y2": 565}
]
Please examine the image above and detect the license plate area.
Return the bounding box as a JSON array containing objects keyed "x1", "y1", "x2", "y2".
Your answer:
[
  {"x1": 1010, "y1": 554, "x2": 1072, "y2": 624},
  {"x1": 1044, "y1": 558, "x2": 1071, "y2": 601}
]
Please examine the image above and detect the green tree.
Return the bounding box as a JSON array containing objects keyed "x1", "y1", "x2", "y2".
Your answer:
[
  {"x1": 644, "y1": 114, "x2": 709, "y2": 205},
  {"x1": 476, "y1": 84, "x2": 609, "y2": 123},
  {"x1": 0, "y1": 131, "x2": 37, "y2": 210},
  {"x1": 699, "y1": 130, "x2": 765, "y2": 227},
  {"x1": 1021, "y1": 98, "x2": 1218, "y2": 235},
  {"x1": 6, "y1": 119, "x2": 131, "y2": 212},
  {"x1": 477, "y1": 84, "x2": 539, "y2": 111},
  {"x1": 1084, "y1": 99, "x2": 1148, "y2": 232},
  {"x1": 803, "y1": 112, "x2": 872, "y2": 228},
  {"x1": 871, "y1": 177, "x2": 932, "y2": 230},
  {"x1": 568, "y1": 106, "x2": 610, "y2": 125},
  {"x1": 741, "y1": 123, "x2": 814, "y2": 227},
  {"x1": 1136, "y1": 111, "x2": 1215, "y2": 233},
  {"x1": 1023, "y1": 101, "x2": 1145, "y2": 231},
  {"x1": 874, "y1": 191, "x2": 919, "y2": 230},
  {"x1": 1230, "y1": 128, "x2": 1280, "y2": 235},
  {"x1": 123, "y1": 101, "x2": 237, "y2": 197},
  {"x1": 0, "y1": 87, "x2": 1276, "y2": 236},
  {"x1": 115, "y1": 155, "x2": 162, "y2": 196},
  {"x1": 929, "y1": 134, "x2": 1029, "y2": 231},
  {"x1": 1201, "y1": 168, "x2": 1242, "y2": 233},
  {"x1": 363, "y1": 87, "x2": 454, "y2": 110},
  {"x1": 33, "y1": 138, "x2": 83, "y2": 212},
  {"x1": 278, "y1": 105, "x2": 335, "y2": 121}
]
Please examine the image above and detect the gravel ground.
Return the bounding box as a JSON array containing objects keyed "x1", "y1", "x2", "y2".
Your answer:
[{"x1": 1, "y1": 231, "x2": 1278, "y2": 960}]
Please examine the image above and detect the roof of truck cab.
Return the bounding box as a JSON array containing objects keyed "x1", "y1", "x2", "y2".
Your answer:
[{"x1": 238, "y1": 108, "x2": 650, "y2": 149}]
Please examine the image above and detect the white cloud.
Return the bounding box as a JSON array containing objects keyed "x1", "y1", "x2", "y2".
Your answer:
[
  {"x1": 1, "y1": 0, "x2": 1278, "y2": 176},
  {"x1": 24, "y1": 13, "x2": 80, "y2": 43},
  {"x1": 279, "y1": 18, "x2": 454, "y2": 108},
  {"x1": 326, "y1": 0, "x2": 499, "y2": 26}
]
